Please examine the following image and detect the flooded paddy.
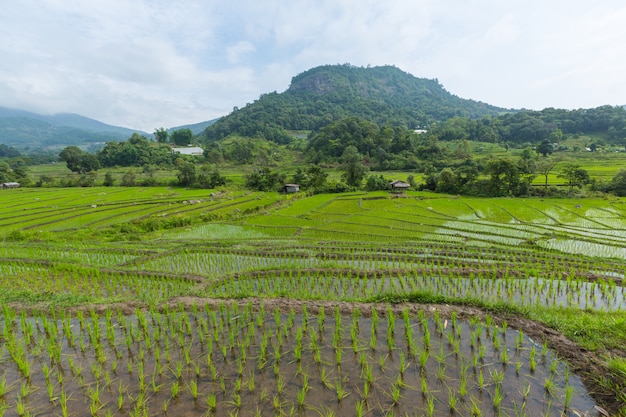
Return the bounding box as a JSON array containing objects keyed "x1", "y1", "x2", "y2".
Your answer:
[
  {"x1": 0, "y1": 304, "x2": 599, "y2": 417},
  {"x1": 214, "y1": 272, "x2": 625, "y2": 312}
]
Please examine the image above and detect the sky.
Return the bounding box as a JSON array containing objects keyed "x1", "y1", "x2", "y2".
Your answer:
[{"x1": 1, "y1": 0, "x2": 626, "y2": 132}]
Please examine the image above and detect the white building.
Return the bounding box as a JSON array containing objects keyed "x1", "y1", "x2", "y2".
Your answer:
[{"x1": 172, "y1": 146, "x2": 204, "y2": 156}]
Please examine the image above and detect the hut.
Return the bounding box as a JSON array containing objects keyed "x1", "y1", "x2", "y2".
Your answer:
[
  {"x1": 390, "y1": 180, "x2": 410, "y2": 192},
  {"x1": 282, "y1": 184, "x2": 300, "y2": 193}
]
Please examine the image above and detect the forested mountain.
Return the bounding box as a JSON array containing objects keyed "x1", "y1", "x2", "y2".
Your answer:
[
  {"x1": 0, "y1": 107, "x2": 146, "y2": 150},
  {"x1": 204, "y1": 64, "x2": 508, "y2": 143}
]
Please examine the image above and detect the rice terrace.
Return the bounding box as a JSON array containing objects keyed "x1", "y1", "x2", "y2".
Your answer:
[{"x1": 0, "y1": 186, "x2": 625, "y2": 417}]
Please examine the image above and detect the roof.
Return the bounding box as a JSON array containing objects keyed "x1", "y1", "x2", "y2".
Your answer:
[
  {"x1": 172, "y1": 146, "x2": 204, "y2": 155},
  {"x1": 390, "y1": 180, "x2": 410, "y2": 188}
]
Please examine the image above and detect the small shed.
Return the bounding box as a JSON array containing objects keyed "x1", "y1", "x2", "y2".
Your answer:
[
  {"x1": 390, "y1": 180, "x2": 410, "y2": 192},
  {"x1": 282, "y1": 184, "x2": 300, "y2": 193},
  {"x1": 1, "y1": 182, "x2": 20, "y2": 189}
]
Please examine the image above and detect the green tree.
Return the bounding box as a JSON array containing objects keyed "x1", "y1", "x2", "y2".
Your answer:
[
  {"x1": 435, "y1": 168, "x2": 459, "y2": 194},
  {"x1": 245, "y1": 168, "x2": 285, "y2": 191},
  {"x1": 59, "y1": 146, "x2": 84, "y2": 172},
  {"x1": 78, "y1": 154, "x2": 101, "y2": 174},
  {"x1": 197, "y1": 165, "x2": 226, "y2": 188},
  {"x1": 536, "y1": 158, "x2": 559, "y2": 191},
  {"x1": 306, "y1": 165, "x2": 328, "y2": 191},
  {"x1": 558, "y1": 164, "x2": 591, "y2": 193},
  {"x1": 175, "y1": 158, "x2": 197, "y2": 186},
  {"x1": 121, "y1": 170, "x2": 137, "y2": 186},
  {"x1": 407, "y1": 174, "x2": 417, "y2": 189},
  {"x1": 0, "y1": 162, "x2": 14, "y2": 183},
  {"x1": 365, "y1": 174, "x2": 390, "y2": 191},
  {"x1": 340, "y1": 145, "x2": 368, "y2": 187},
  {"x1": 154, "y1": 127, "x2": 169, "y2": 143},
  {"x1": 141, "y1": 165, "x2": 159, "y2": 186},
  {"x1": 485, "y1": 158, "x2": 530, "y2": 196},
  {"x1": 608, "y1": 169, "x2": 626, "y2": 196},
  {"x1": 537, "y1": 140, "x2": 553, "y2": 157},
  {"x1": 103, "y1": 172, "x2": 116, "y2": 186},
  {"x1": 59, "y1": 146, "x2": 100, "y2": 174},
  {"x1": 171, "y1": 129, "x2": 194, "y2": 146}
]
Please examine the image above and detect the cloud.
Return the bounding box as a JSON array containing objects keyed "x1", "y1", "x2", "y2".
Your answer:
[
  {"x1": 0, "y1": 0, "x2": 625, "y2": 131},
  {"x1": 227, "y1": 41, "x2": 256, "y2": 64}
]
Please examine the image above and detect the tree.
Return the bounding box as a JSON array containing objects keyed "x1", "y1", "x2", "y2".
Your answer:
[
  {"x1": 307, "y1": 117, "x2": 380, "y2": 159},
  {"x1": 340, "y1": 145, "x2": 368, "y2": 187},
  {"x1": 537, "y1": 140, "x2": 553, "y2": 157},
  {"x1": 306, "y1": 165, "x2": 328, "y2": 191},
  {"x1": 536, "y1": 158, "x2": 559, "y2": 191},
  {"x1": 245, "y1": 168, "x2": 285, "y2": 191},
  {"x1": 59, "y1": 146, "x2": 83, "y2": 172},
  {"x1": 365, "y1": 174, "x2": 390, "y2": 191},
  {"x1": 0, "y1": 162, "x2": 13, "y2": 183},
  {"x1": 103, "y1": 172, "x2": 116, "y2": 186},
  {"x1": 171, "y1": 129, "x2": 194, "y2": 146},
  {"x1": 485, "y1": 158, "x2": 528, "y2": 196},
  {"x1": 608, "y1": 169, "x2": 626, "y2": 196},
  {"x1": 121, "y1": 170, "x2": 137, "y2": 186},
  {"x1": 59, "y1": 146, "x2": 100, "y2": 174},
  {"x1": 78, "y1": 154, "x2": 101, "y2": 173},
  {"x1": 435, "y1": 168, "x2": 459, "y2": 194},
  {"x1": 154, "y1": 127, "x2": 169, "y2": 143},
  {"x1": 558, "y1": 164, "x2": 591, "y2": 193},
  {"x1": 175, "y1": 158, "x2": 197, "y2": 186},
  {"x1": 197, "y1": 165, "x2": 226, "y2": 189}
]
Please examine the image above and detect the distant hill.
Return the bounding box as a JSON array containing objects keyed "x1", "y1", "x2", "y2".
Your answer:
[
  {"x1": 168, "y1": 118, "x2": 219, "y2": 135},
  {"x1": 205, "y1": 64, "x2": 509, "y2": 143},
  {"x1": 0, "y1": 107, "x2": 147, "y2": 150}
]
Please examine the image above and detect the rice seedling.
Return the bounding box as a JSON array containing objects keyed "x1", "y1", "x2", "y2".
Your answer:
[
  {"x1": 206, "y1": 392, "x2": 217, "y2": 411},
  {"x1": 334, "y1": 377, "x2": 349, "y2": 402}
]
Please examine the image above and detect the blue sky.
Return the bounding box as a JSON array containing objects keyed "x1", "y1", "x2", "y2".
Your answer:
[{"x1": 1, "y1": 0, "x2": 625, "y2": 132}]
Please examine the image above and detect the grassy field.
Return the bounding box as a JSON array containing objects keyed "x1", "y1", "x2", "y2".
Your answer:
[{"x1": 0, "y1": 187, "x2": 624, "y2": 416}]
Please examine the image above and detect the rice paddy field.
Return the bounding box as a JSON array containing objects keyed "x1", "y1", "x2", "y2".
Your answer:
[{"x1": 0, "y1": 187, "x2": 625, "y2": 417}]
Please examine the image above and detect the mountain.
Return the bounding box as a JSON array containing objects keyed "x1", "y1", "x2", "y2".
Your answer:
[
  {"x1": 168, "y1": 118, "x2": 220, "y2": 135},
  {"x1": 0, "y1": 107, "x2": 146, "y2": 150},
  {"x1": 204, "y1": 64, "x2": 509, "y2": 143}
]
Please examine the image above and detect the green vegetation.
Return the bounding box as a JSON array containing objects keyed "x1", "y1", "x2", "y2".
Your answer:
[{"x1": 0, "y1": 188, "x2": 624, "y2": 415}]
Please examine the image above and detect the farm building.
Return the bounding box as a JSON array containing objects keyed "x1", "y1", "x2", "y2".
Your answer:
[
  {"x1": 282, "y1": 184, "x2": 300, "y2": 193},
  {"x1": 172, "y1": 146, "x2": 204, "y2": 156},
  {"x1": 390, "y1": 180, "x2": 410, "y2": 191},
  {"x1": 1, "y1": 182, "x2": 20, "y2": 189}
]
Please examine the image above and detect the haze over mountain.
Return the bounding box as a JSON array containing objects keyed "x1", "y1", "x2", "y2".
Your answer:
[
  {"x1": 0, "y1": 107, "x2": 149, "y2": 150},
  {"x1": 0, "y1": 105, "x2": 220, "y2": 151}
]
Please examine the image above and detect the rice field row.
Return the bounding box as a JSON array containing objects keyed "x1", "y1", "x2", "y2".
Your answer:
[{"x1": 0, "y1": 303, "x2": 597, "y2": 417}]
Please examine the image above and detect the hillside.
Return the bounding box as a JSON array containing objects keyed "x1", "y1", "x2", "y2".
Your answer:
[
  {"x1": 0, "y1": 107, "x2": 146, "y2": 150},
  {"x1": 204, "y1": 64, "x2": 509, "y2": 143},
  {"x1": 168, "y1": 118, "x2": 219, "y2": 135}
]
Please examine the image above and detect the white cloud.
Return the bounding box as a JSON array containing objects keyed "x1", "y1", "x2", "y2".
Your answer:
[
  {"x1": 0, "y1": 0, "x2": 625, "y2": 131},
  {"x1": 227, "y1": 41, "x2": 256, "y2": 64}
]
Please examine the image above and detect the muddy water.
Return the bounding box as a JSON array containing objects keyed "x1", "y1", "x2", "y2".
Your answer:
[{"x1": 0, "y1": 307, "x2": 598, "y2": 416}]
